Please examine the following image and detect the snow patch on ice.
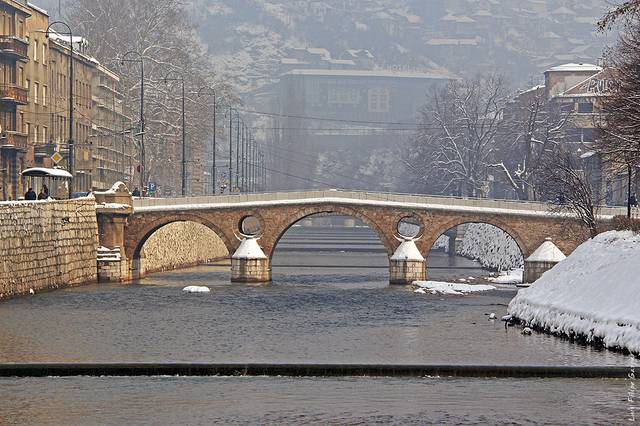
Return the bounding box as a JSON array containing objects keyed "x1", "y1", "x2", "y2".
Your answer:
[
  {"x1": 488, "y1": 268, "x2": 523, "y2": 284},
  {"x1": 182, "y1": 286, "x2": 210, "y2": 293},
  {"x1": 414, "y1": 281, "x2": 496, "y2": 296},
  {"x1": 508, "y1": 231, "x2": 640, "y2": 354}
]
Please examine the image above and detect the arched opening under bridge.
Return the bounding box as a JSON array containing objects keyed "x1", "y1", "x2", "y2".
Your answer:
[
  {"x1": 270, "y1": 212, "x2": 390, "y2": 287},
  {"x1": 427, "y1": 222, "x2": 524, "y2": 284},
  {"x1": 131, "y1": 218, "x2": 230, "y2": 281}
]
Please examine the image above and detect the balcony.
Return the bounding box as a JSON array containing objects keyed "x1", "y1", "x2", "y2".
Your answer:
[
  {"x1": 0, "y1": 131, "x2": 28, "y2": 150},
  {"x1": 0, "y1": 83, "x2": 28, "y2": 105},
  {"x1": 0, "y1": 36, "x2": 29, "y2": 62}
]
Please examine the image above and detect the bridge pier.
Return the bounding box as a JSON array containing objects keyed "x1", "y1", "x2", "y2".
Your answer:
[
  {"x1": 389, "y1": 239, "x2": 426, "y2": 285},
  {"x1": 95, "y1": 182, "x2": 134, "y2": 283},
  {"x1": 231, "y1": 238, "x2": 271, "y2": 283},
  {"x1": 523, "y1": 238, "x2": 566, "y2": 283}
]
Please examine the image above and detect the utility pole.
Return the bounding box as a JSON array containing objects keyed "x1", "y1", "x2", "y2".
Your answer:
[
  {"x1": 235, "y1": 115, "x2": 240, "y2": 190},
  {"x1": 229, "y1": 107, "x2": 233, "y2": 193},
  {"x1": 46, "y1": 21, "x2": 74, "y2": 198},
  {"x1": 164, "y1": 71, "x2": 187, "y2": 196},
  {"x1": 121, "y1": 51, "x2": 145, "y2": 193}
]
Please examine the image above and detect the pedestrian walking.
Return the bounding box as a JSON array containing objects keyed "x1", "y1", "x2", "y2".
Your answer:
[
  {"x1": 630, "y1": 193, "x2": 638, "y2": 208},
  {"x1": 24, "y1": 188, "x2": 36, "y2": 200},
  {"x1": 37, "y1": 189, "x2": 47, "y2": 200},
  {"x1": 42, "y1": 184, "x2": 49, "y2": 198},
  {"x1": 132, "y1": 187, "x2": 141, "y2": 197}
]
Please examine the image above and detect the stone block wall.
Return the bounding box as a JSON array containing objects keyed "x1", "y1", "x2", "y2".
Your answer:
[
  {"x1": 140, "y1": 222, "x2": 229, "y2": 274},
  {"x1": 0, "y1": 199, "x2": 98, "y2": 299},
  {"x1": 389, "y1": 259, "x2": 425, "y2": 285}
]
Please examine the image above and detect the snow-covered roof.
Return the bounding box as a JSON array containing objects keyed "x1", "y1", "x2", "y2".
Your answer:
[
  {"x1": 21, "y1": 167, "x2": 72, "y2": 179},
  {"x1": 27, "y1": 2, "x2": 48, "y2": 15},
  {"x1": 526, "y1": 238, "x2": 566, "y2": 263},
  {"x1": 425, "y1": 38, "x2": 480, "y2": 46},
  {"x1": 284, "y1": 69, "x2": 451, "y2": 80},
  {"x1": 545, "y1": 63, "x2": 602, "y2": 73},
  {"x1": 281, "y1": 58, "x2": 309, "y2": 65},
  {"x1": 391, "y1": 239, "x2": 424, "y2": 261},
  {"x1": 327, "y1": 59, "x2": 355, "y2": 66},
  {"x1": 232, "y1": 237, "x2": 267, "y2": 259}
]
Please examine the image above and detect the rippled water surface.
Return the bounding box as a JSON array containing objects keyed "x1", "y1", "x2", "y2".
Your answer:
[
  {"x1": 1, "y1": 376, "x2": 637, "y2": 425},
  {"x1": 1, "y1": 224, "x2": 638, "y2": 424}
]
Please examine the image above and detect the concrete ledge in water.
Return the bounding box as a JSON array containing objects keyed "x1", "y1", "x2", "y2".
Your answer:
[{"x1": 0, "y1": 364, "x2": 635, "y2": 379}]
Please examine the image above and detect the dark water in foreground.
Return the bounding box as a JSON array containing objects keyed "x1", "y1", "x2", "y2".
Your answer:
[
  {"x1": 0, "y1": 225, "x2": 638, "y2": 424},
  {"x1": 1, "y1": 376, "x2": 637, "y2": 425}
]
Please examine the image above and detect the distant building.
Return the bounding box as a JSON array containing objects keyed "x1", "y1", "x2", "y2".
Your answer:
[
  {"x1": 500, "y1": 62, "x2": 628, "y2": 204},
  {"x1": 272, "y1": 68, "x2": 452, "y2": 190},
  {"x1": 91, "y1": 64, "x2": 136, "y2": 190}
]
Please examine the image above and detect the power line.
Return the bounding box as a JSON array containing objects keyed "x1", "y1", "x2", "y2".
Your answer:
[{"x1": 236, "y1": 108, "x2": 418, "y2": 126}]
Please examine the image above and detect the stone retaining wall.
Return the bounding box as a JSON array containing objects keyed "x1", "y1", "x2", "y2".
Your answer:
[
  {"x1": 141, "y1": 222, "x2": 229, "y2": 274},
  {"x1": 0, "y1": 199, "x2": 98, "y2": 299}
]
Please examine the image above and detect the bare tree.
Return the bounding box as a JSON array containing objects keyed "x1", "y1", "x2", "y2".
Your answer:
[
  {"x1": 596, "y1": 1, "x2": 640, "y2": 167},
  {"x1": 490, "y1": 88, "x2": 572, "y2": 200},
  {"x1": 65, "y1": 0, "x2": 236, "y2": 195},
  {"x1": 407, "y1": 74, "x2": 508, "y2": 197},
  {"x1": 538, "y1": 149, "x2": 603, "y2": 238}
]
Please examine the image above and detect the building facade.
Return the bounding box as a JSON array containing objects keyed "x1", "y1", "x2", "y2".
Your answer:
[
  {"x1": 0, "y1": 0, "x2": 30, "y2": 200},
  {"x1": 274, "y1": 69, "x2": 450, "y2": 190},
  {"x1": 91, "y1": 63, "x2": 135, "y2": 190}
]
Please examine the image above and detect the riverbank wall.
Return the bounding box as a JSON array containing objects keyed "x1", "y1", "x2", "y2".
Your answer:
[
  {"x1": 140, "y1": 222, "x2": 229, "y2": 274},
  {"x1": 0, "y1": 199, "x2": 98, "y2": 300}
]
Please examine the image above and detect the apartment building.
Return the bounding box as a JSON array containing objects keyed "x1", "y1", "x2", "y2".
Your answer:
[
  {"x1": 91, "y1": 63, "x2": 135, "y2": 190},
  {"x1": 0, "y1": 0, "x2": 29, "y2": 200}
]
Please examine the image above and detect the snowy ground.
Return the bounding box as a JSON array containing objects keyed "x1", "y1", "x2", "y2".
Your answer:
[
  {"x1": 414, "y1": 281, "x2": 496, "y2": 296},
  {"x1": 487, "y1": 268, "x2": 524, "y2": 284},
  {"x1": 508, "y1": 231, "x2": 640, "y2": 355}
]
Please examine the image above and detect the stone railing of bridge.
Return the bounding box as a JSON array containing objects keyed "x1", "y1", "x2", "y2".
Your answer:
[{"x1": 133, "y1": 189, "x2": 626, "y2": 217}]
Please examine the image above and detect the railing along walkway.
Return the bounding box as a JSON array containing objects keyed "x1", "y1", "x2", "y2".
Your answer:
[{"x1": 132, "y1": 189, "x2": 627, "y2": 217}]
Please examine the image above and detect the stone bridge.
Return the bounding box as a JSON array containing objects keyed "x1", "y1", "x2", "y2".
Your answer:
[{"x1": 95, "y1": 186, "x2": 622, "y2": 284}]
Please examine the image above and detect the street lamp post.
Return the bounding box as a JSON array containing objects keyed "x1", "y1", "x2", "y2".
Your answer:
[
  {"x1": 164, "y1": 71, "x2": 187, "y2": 196},
  {"x1": 121, "y1": 51, "x2": 145, "y2": 193},
  {"x1": 46, "y1": 21, "x2": 74, "y2": 198},
  {"x1": 235, "y1": 115, "x2": 241, "y2": 191},
  {"x1": 197, "y1": 87, "x2": 217, "y2": 195}
]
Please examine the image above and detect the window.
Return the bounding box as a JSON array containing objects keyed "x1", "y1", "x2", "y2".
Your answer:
[
  {"x1": 33, "y1": 39, "x2": 38, "y2": 62},
  {"x1": 34, "y1": 125, "x2": 39, "y2": 143},
  {"x1": 42, "y1": 43, "x2": 47, "y2": 65},
  {"x1": 327, "y1": 87, "x2": 360, "y2": 105},
  {"x1": 42, "y1": 126, "x2": 47, "y2": 144},
  {"x1": 34, "y1": 82, "x2": 39, "y2": 104},
  {"x1": 42, "y1": 85, "x2": 47, "y2": 106},
  {"x1": 577, "y1": 102, "x2": 593, "y2": 113},
  {"x1": 368, "y1": 87, "x2": 391, "y2": 113},
  {"x1": 24, "y1": 122, "x2": 30, "y2": 137}
]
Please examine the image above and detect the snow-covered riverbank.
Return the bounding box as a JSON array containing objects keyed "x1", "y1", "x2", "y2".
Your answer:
[{"x1": 508, "y1": 231, "x2": 640, "y2": 355}]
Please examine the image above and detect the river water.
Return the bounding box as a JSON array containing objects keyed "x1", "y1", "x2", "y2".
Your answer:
[{"x1": 1, "y1": 224, "x2": 638, "y2": 424}]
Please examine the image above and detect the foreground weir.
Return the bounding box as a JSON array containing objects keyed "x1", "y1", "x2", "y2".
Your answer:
[{"x1": 0, "y1": 363, "x2": 634, "y2": 379}]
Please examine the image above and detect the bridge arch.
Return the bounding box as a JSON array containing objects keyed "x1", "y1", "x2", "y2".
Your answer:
[
  {"x1": 424, "y1": 216, "x2": 527, "y2": 262},
  {"x1": 128, "y1": 213, "x2": 236, "y2": 262},
  {"x1": 265, "y1": 204, "x2": 397, "y2": 261}
]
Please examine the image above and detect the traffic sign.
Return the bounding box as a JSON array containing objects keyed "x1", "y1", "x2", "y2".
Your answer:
[{"x1": 51, "y1": 152, "x2": 63, "y2": 164}]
